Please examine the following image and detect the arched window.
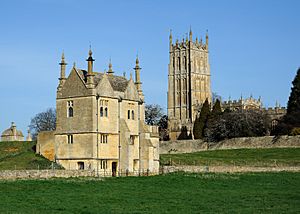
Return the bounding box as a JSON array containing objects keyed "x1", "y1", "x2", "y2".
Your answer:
[
  {"x1": 131, "y1": 110, "x2": 134, "y2": 120},
  {"x1": 177, "y1": 57, "x2": 180, "y2": 70},
  {"x1": 105, "y1": 107, "x2": 108, "y2": 117},
  {"x1": 173, "y1": 57, "x2": 175, "y2": 69},
  {"x1": 184, "y1": 56, "x2": 187, "y2": 70},
  {"x1": 128, "y1": 110, "x2": 130, "y2": 119},
  {"x1": 100, "y1": 107, "x2": 103, "y2": 117},
  {"x1": 68, "y1": 107, "x2": 73, "y2": 118}
]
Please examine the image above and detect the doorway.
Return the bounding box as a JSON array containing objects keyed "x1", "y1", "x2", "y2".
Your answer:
[{"x1": 112, "y1": 162, "x2": 117, "y2": 177}]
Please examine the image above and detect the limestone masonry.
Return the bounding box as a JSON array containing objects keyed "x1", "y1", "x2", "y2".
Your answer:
[
  {"x1": 168, "y1": 29, "x2": 211, "y2": 140},
  {"x1": 37, "y1": 49, "x2": 159, "y2": 176}
]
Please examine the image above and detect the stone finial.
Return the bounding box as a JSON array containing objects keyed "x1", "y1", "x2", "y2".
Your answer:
[
  {"x1": 130, "y1": 72, "x2": 133, "y2": 80},
  {"x1": 205, "y1": 30, "x2": 209, "y2": 48},
  {"x1": 107, "y1": 58, "x2": 114, "y2": 75},
  {"x1": 59, "y1": 51, "x2": 67, "y2": 80},
  {"x1": 26, "y1": 128, "x2": 32, "y2": 141},
  {"x1": 169, "y1": 29, "x2": 172, "y2": 43},
  {"x1": 189, "y1": 26, "x2": 192, "y2": 41},
  {"x1": 195, "y1": 37, "x2": 198, "y2": 45}
]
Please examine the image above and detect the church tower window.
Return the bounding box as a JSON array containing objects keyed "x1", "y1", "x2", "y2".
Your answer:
[
  {"x1": 131, "y1": 110, "x2": 135, "y2": 120},
  {"x1": 128, "y1": 110, "x2": 131, "y2": 119}
]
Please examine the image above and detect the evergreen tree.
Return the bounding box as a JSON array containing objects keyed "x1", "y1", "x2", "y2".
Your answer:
[
  {"x1": 193, "y1": 99, "x2": 210, "y2": 139},
  {"x1": 275, "y1": 68, "x2": 300, "y2": 135},
  {"x1": 211, "y1": 99, "x2": 222, "y2": 116},
  {"x1": 287, "y1": 68, "x2": 300, "y2": 116}
]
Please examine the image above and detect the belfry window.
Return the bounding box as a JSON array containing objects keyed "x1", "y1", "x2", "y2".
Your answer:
[
  {"x1": 128, "y1": 110, "x2": 130, "y2": 119},
  {"x1": 177, "y1": 57, "x2": 180, "y2": 70},
  {"x1": 131, "y1": 110, "x2": 134, "y2": 120},
  {"x1": 67, "y1": 101, "x2": 74, "y2": 117}
]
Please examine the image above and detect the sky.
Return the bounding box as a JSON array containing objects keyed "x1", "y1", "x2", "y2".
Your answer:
[{"x1": 0, "y1": 0, "x2": 299, "y2": 136}]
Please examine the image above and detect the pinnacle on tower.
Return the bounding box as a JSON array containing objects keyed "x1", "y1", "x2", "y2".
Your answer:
[
  {"x1": 189, "y1": 26, "x2": 192, "y2": 41},
  {"x1": 59, "y1": 51, "x2": 67, "y2": 80},
  {"x1": 205, "y1": 30, "x2": 209, "y2": 49},
  {"x1": 195, "y1": 37, "x2": 198, "y2": 44},
  {"x1": 134, "y1": 55, "x2": 143, "y2": 97},
  {"x1": 107, "y1": 58, "x2": 114, "y2": 75},
  {"x1": 86, "y1": 46, "x2": 95, "y2": 74},
  {"x1": 169, "y1": 29, "x2": 172, "y2": 44},
  {"x1": 86, "y1": 46, "x2": 95, "y2": 88}
]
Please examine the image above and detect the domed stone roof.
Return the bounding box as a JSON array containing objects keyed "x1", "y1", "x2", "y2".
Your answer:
[{"x1": 1, "y1": 122, "x2": 24, "y2": 141}]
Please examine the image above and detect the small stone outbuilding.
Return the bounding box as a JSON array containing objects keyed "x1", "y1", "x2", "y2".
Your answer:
[{"x1": 1, "y1": 122, "x2": 24, "y2": 141}]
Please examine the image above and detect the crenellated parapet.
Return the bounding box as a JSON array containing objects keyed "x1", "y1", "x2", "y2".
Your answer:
[
  {"x1": 169, "y1": 29, "x2": 209, "y2": 52},
  {"x1": 222, "y1": 95, "x2": 262, "y2": 111}
]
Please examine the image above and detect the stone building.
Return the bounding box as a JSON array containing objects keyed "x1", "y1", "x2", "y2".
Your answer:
[
  {"x1": 222, "y1": 95, "x2": 262, "y2": 111},
  {"x1": 222, "y1": 96, "x2": 286, "y2": 130},
  {"x1": 1, "y1": 122, "x2": 24, "y2": 141},
  {"x1": 167, "y1": 29, "x2": 212, "y2": 140},
  {"x1": 37, "y1": 49, "x2": 159, "y2": 176}
]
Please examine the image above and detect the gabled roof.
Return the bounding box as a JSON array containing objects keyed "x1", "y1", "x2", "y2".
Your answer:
[{"x1": 76, "y1": 69, "x2": 129, "y2": 92}]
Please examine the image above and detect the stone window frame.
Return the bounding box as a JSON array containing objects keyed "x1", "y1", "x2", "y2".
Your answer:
[
  {"x1": 129, "y1": 135, "x2": 135, "y2": 145},
  {"x1": 128, "y1": 110, "x2": 131, "y2": 119},
  {"x1": 100, "y1": 134, "x2": 108, "y2": 144},
  {"x1": 67, "y1": 134, "x2": 73, "y2": 144},
  {"x1": 67, "y1": 101, "x2": 74, "y2": 118},
  {"x1": 100, "y1": 99, "x2": 109, "y2": 118},
  {"x1": 100, "y1": 160, "x2": 107, "y2": 169}
]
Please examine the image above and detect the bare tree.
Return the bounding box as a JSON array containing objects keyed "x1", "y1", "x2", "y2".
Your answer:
[
  {"x1": 145, "y1": 104, "x2": 163, "y2": 125},
  {"x1": 29, "y1": 108, "x2": 56, "y2": 140}
]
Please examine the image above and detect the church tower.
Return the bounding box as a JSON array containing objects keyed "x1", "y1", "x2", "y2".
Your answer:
[{"x1": 167, "y1": 29, "x2": 212, "y2": 140}]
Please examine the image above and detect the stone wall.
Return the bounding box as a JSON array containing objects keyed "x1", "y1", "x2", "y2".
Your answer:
[
  {"x1": 36, "y1": 131, "x2": 55, "y2": 161},
  {"x1": 0, "y1": 170, "x2": 95, "y2": 180},
  {"x1": 160, "y1": 135, "x2": 300, "y2": 154},
  {"x1": 162, "y1": 165, "x2": 300, "y2": 173}
]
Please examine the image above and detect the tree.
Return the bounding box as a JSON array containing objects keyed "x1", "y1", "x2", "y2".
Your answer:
[
  {"x1": 275, "y1": 68, "x2": 300, "y2": 135},
  {"x1": 145, "y1": 104, "x2": 163, "y2": 125},
  {"x1": 193, "y1": 99, "x2": 210, "y2": 139},
  {"x1": 158, "y1": 115, "x2": 169, "y2": 141},
  {"x1": 205, "y1": 109, "x2": 270, "y2": 142},
  {"x1": 29, "y1": 108, "x2": 56, "y2": 140},
  {"x1": 211, "y1": 99, "x2": 222, "y2": 117}
]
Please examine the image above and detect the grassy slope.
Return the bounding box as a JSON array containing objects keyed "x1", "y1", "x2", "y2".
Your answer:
[
  {"x1": 0, "y1": 141, "x2": 61, "y2": 170},
  {"x1": 160, "y1": 148, "x2": 300, "y2": 166},
  {"x1": 0, "y1": 172, "x2": 299, "y2": 213}
]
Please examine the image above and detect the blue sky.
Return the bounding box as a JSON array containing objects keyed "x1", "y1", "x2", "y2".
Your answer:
[{"x1": 0, "y1": 0, "x2": 299, "y2": 135}]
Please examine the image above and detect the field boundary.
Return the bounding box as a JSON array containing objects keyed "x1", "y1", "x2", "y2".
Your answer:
[
  {"x1": 162, "y1": 165, "x2": 300, "y2": 173},
  {"x1": 160, "y1": 135, "x2": 300, "y2": 154}
]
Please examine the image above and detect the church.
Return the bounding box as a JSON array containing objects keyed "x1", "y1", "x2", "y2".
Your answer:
[
  {"x1": 167, "y1": 29, "x2": 212, "y2": 140},
  {"x1": 37, "y1": 49, "x2": 160, "y2": 176}
]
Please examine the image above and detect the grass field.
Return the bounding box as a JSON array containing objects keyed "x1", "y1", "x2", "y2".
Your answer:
[
  {"x1": 0, "y1": 141, "x2": 61, "y2": 170},
  {"x1": 160, "y1": 148, "x2": 300, "y2": 167},
  {"x1": 0, "y1": 172, "x2": 299, "y2": 213}
]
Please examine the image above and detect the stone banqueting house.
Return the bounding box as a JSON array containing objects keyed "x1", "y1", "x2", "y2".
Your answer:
[
  {"x1": 167, "y1": 29, "x2": 286, "y2": 140},
  {"x1": 37, "y1": 49, "x2": 159, "y2": 176}
]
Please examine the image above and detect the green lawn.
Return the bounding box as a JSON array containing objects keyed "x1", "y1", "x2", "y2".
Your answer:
[
  {"x1": 0, "y1": 141, "x2": 61, "y2": 170},
  {"x1": 0, "y1": 172, "x2": 299, "y2": 213},
  {"x1": 160, "y1": 148, "x2": 300, "y2": 166}
]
